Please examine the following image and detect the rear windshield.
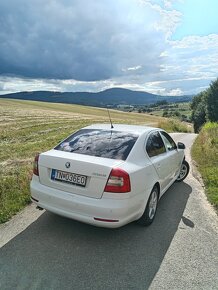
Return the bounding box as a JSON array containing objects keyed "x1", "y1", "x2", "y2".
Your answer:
[{"x1": 55, "y1": 129, "x2": 138, "y2": 160}]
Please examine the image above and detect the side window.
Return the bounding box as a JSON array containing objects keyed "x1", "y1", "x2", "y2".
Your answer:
[
  {"x1": 160, "y1": 131, "x2": 177, "y2": 151},
  {"x1": 146, "y1": 131, "x2": 166, "y2": 157}
]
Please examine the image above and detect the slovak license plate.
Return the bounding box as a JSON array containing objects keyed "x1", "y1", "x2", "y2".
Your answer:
[{"x1": 51, "y1": 169, "x2": 87, "y2": 187}]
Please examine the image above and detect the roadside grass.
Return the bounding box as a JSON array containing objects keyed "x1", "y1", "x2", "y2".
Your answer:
[
  {"x1": 0, "y1": 165, "x2": 31, "y2": 223},
  {"x1": 157, "y1": 119, "x2": 192, "y2": 133},
  {"x1": 0, "y1": 99, "x2": 191, "y2": 223},
  {"x1": 191, "y1": 122, "x2": 218, "y2": 210}
]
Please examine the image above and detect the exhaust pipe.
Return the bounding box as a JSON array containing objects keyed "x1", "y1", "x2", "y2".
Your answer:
[{"x1": 36, "y1": 206, "x2": 44, "y2": 211}]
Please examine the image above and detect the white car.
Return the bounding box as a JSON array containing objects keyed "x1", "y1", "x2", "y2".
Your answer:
[{"x1": 30, "y1": 124, "x2": 189, "y2": 228}]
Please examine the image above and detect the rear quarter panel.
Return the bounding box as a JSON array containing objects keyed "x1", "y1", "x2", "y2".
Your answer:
[{"x1": 120, "y1": 132, "x2": 159, "y2": 212}]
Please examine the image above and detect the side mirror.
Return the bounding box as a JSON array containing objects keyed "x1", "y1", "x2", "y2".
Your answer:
[{"x1": 177, "y1": 142, "x2": 185, "y2": 149}]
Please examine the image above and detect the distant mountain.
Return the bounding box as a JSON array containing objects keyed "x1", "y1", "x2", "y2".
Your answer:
[{"x1": 0, "y1": 88, "x2": 193, "y2": 107}]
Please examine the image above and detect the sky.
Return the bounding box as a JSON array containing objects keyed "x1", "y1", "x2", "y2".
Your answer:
[{"x1": 0, "y1": 0, "x2": 218, "y2": 96}]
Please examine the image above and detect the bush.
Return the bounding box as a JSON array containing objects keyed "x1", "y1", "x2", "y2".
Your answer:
[
  {"x1": 191, "y1": 92, "x2": 207, "y2": 132},
  {"x1": 162, "y1": 110, "x2": 168, "y2": 117},
  {"x1": 191, "y1": 78, "x2": 218, "y2": 132},
  {"x1": 192, "y1": 122, "x2": 218, "y2": 210}
]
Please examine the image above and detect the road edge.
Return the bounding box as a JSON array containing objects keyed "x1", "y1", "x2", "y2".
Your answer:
[{"x1": 0, "y1": 203, "x2": 44, "y2": 248}]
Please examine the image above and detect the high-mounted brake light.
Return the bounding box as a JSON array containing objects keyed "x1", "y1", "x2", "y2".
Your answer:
[
  {"x1": 33, "y1": 154, "x2": 39, "y2": 176},
  {"x1": 104, "y1": 168, "x2": 131, "y2": 193}
]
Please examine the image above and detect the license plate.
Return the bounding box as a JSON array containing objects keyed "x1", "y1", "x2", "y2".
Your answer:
[{"x1": 51, "y1": 169, "x2": 87, "y2": 187}]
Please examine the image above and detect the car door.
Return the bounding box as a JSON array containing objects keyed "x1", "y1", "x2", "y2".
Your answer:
[
  {"x1": 145, "y1": 131, "x2": 170, "y2": 194},
  {"x1": 159, "y1": 131, "x2": 181, "y2": 183}
]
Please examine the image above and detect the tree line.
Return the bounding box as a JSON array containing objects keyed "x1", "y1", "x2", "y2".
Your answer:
[{"x1": 191, "y1": 78, "x2": 218, "y2": 132}]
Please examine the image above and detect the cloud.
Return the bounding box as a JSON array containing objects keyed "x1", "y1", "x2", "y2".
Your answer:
[
  {"x1": 140, "y1": 0, "x2": 182, "y2": 39},
  {"x1": 122, "y1": 65, "x2": 142, "y2": 72},
  {"x1": 0, "y1": 76, "x2": 61, "y2": 94},
  {"x1": 0, "y1": 0, "x2": 217, "y2": 97},
  {"x1": 0, "y1": 0, "x2": 167, "y2": 81}
]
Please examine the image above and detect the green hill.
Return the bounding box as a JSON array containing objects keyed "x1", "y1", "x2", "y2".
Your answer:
[{"x1": 0, "y1": 88, "x2": 193, "y2": 107}]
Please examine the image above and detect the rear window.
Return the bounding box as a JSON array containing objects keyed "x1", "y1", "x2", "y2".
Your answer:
[{"x1": 55, "y1": 129, "x2": 138, "y2": 160}]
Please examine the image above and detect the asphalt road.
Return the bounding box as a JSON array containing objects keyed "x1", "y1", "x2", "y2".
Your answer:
[{"x1": 0, "y1": 133, "x2": 218, "y2": 290}]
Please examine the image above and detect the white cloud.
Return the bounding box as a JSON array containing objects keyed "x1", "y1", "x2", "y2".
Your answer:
[
  {"x1": 141, "y1": 0, "x2": 182, "y2": 39},
  {"x1": 165, "y1": 88, "x2": 183, "y2": 96},
  {"x1": 122, "y1": 65, "x2": 142, "y2": 72},
  {"x1": 0, "y1": 77, "x2": 61, "y2": 95},
  {"x1": 163, "y1": 0, "x2": 172, "y2": 8},
  {"x1": 159, "y1": 51, "x2": 169, "y2": 57},
  {"x1": 163, "y1": 0, "x2": 184, "y2": 9}
]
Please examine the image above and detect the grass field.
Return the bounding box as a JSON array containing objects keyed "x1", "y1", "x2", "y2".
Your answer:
[
  {"x1": 150, "y1": 102, "x2": 192, "y2": 119},
  {"x1": 0, "y1": 99, "x2": 160, "y2": 223},
  {"x1": 192, "y1": 122, "x2": 218, "y2": 211},
  {"x1": 0, "y1": 98, "x2": 191, "y2": 223}
]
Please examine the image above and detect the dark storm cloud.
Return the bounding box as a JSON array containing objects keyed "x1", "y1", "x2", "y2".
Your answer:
[
  {"x1": 1, "y1": 1, "x2": 217, "y2": 96},
  {"x1": 0, "y1": 0, "x2": 165, "y2": 81}
]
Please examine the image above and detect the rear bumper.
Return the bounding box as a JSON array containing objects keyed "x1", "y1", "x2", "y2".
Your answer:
[{"x1": 30, "y1": 176, "x2": 144, "y2": 228}]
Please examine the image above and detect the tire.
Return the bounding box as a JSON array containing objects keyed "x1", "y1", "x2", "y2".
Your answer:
[
  {"x1": 176, "y1": 160, "x2": 190, "y2": 182},
  {"x1": 137, "y1": 185, "x2": 159, "y2": 226}
]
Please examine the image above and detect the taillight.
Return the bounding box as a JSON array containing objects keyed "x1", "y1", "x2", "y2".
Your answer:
[
  {"x1": 33, "y1": 154, "x2": 39, "y2": 176},
  {"x1": 104, "y1": 168, "x2": 131, "y2": 193}
]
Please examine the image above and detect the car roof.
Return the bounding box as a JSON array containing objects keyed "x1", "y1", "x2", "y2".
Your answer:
[{"x1": 83, "y1": 123, "x2": 160, "y2": 135}]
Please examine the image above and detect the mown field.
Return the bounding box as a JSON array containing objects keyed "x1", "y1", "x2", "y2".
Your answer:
[
  {"x1": 0, "y1": 99, "x2": 160, "y2": 223},
  {"x1": 192, "y1": 122, "x2": 218, "y2": 210},
  {"x1": 0, "y1": 99, "x2": 190, "y2": 223}
]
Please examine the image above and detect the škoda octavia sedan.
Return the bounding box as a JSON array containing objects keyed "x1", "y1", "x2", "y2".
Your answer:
[{"x1": 30, "y1": 124, "x2": 189, "y2": 228}]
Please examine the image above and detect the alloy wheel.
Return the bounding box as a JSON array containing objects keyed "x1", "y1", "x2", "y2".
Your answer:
[{"x1": 148, "y1": 190, "x2": 158, "y2": 219}]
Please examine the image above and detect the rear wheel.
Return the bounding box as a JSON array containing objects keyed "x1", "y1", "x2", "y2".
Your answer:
[
  {"x1": 137, "y1": 185, "x2": 159, "y2": 226},
  {"x1": 176, "y1": 160, "x2": 190, "y2": 182}
]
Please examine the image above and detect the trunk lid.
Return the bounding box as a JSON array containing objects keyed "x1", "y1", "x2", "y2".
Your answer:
[{"x1": 38, "y1": 150, "x2": 124, "y2": 199}]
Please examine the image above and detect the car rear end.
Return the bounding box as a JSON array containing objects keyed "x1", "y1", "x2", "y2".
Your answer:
[{"x1": 30, "y1": 127, "x2": 146, "y2": 228}]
